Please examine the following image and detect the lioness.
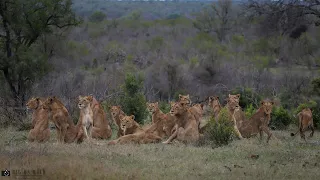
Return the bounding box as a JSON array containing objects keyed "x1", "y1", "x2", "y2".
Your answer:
[
  {"x1": 110, "y1": 105, "x2": 126, "y2": 137},
  {"x1": 291, "y1": 108, "x2": 314, "y2": 141},
  {"x1": 208, "y1": 96, "x2": 222, "y2": 120},
  {"x1": 89, "y1": 96, "x2": 112, "y2": 139},
  {"x1": 43, "y1": 96, "x2": 84, "y2": 143},
  {"x1": 234, "y1": 100, "x2": 274, "y2": 143},
  {"x1": 145, "y1": 102, "x2": 168, "y2": 138},
  {"x1": 107, "y1": 131, "x2": 162, "y2": 145},
  {"x1": 78, "y1": 96, "x2": 94, "y2": 141},
  {"x1": 178, "y1": 94, "x2": 191, "y2": 106},
  {"x1": 26, "y1": 97, "x2": 50, "y2": 143},
  {"x1": 163, "y1": 102, "x2": 200, "y2": 144},
  {"x1": 120, "y1": 115, "x2": 144, "y2": 135}
]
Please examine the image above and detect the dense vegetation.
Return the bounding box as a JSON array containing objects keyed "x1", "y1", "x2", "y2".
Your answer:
[{"x1": 1, "y1": 0, "x2": 320, "y2": 130}]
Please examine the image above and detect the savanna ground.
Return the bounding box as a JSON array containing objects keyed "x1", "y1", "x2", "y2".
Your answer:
[{"x1": 0, "y1": 126, "x2": 319, "y2": 180}]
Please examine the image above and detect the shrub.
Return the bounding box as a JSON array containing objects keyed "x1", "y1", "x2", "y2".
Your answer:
[
  {"x1": 89, "y1": 11, "x2": 106, "y2": 22},
  {"x1": 231, "y1": 87, "x2": 262, "y2": 109},
  {"x1": 244, "y1": 104, "x2": 256, "y2": 119},
  {"x1": 203, "y1": 107, "x2": 234, "y2": 147},
  {"x1": 270, "y1": 106, "x2": 292, "y2": 130},
  {"x1": 311, "y1": 78, "x2": 320, "y2": 95},
  {"x1": 159, "y1": 101, "x2": 171, "y2": 114},
  {"x1": 120, "y1": 73, "x2": 147, "y2": 124}
]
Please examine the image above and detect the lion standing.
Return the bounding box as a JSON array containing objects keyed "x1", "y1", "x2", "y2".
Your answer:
[
  {"x1": 291, "y1": 108, "x2": 314, "y2": 141},
  {"x1": 26, "y1": 97, "x2": 50, "y2": 143}
]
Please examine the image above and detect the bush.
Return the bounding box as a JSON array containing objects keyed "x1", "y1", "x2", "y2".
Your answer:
[
  {"x1": 120, "y1": 73, "x2": 147, "y2": 124},
  {"x1": 231, "y1": 87, "x2": 262, "y2": 109},
  {"x1": 244, "y1": 104, "x2": 256, "y2": 119},
  {"x1": 203, "y1": 107, "x2": 234, "y2": 147},
  {"x1": 159, "y1": 101, "x2": 171, "y2": 114},
  {"x1": 89, "y1": 11, "x2": 106, "y2": 22},
  {"x1": 311, "y1": 78, "x2": 320, "y2": 95},
  {"x1": 270, "y1": 106, "x2": 292, "y2": 130}
]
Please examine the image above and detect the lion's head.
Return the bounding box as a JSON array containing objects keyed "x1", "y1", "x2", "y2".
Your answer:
[
  {"x1": 110, "y1": 106, "x2": 122, "y2": 117},
  {"x1": 120, "y1": 115, "x2": 136, "y2": 132},
  {"x1": 169, "y1": 102, "x2": 187, "y2": 116},
  {"x1": 179, "y1": 94, "x2": 191, "y2": 106},
  {"x1": 208, "y1": 96, "x2": 220, "y2": 107},
  {"x1": 227, "y1": 94, "x2": 240, "y2": 110},
  {"x1": 43, "y1": 96, "x2": 64, "y2": 110},
  {"x1": 146, "y1": 102, "x2": 159, "y2": 114},
  {"x1": 260, "y1": 100, "x2": 274, "y2": 115},
  {"x1": 78, "y1": 95, "x2": 93, "y2": 110},
  {"x1": 26, "y1": 97, "x2": 43, "y2": 110}
]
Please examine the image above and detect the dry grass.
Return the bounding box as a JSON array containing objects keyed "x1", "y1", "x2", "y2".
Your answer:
[{"x1": 0, "y1": 126, "x2": 319, "y2": 180}]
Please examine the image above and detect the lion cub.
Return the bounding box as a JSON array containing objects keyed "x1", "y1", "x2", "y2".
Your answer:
[{"x1": 78, "y1": 96, "x2": 94, "y2": 141}]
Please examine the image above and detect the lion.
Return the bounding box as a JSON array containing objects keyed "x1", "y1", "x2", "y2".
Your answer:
[
  {"x1": 145, "y1": 102, "x2": 169, "y2": 138},
  {"x1": 163, "y1": 101, "x2": 200, "y2": 144},
  {"x1": 26, "y1": 97, "x2": 50, "y2": 143},
  {"x1": 110, "y1": 105, "x2": 126, "y2": 137},
  {"x1": 78, "y1": 96, "x2": 94, "y2": 141},
  {"x1": 43, "y1": 96, "x2": 84, "y2": 143},
  {"x1": 120, "y1": 115, "x2": 144, "y2": 135},
  {"x1": 290, "y1": 108, "x2": 314, "y2": 141},
  {"x1": 208, "y1": 96, "x2": 222, "y2": 120},
  {"x1": 234, "y1": 100, "x2": 274, "y2": 143},
  {"x1": 88, "y1": 96, "x2": 112, "y2": 139},
  {"x1": 178, "y1": 94, "x2": 191, "y2": 106},
  {"x1": 107, "y1": 131, "x2": 162, "y2": 145}
]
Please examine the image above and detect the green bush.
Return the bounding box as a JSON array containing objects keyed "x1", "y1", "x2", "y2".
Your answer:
[
  {"x1": 231, "y1": 87, "x2": 262, "y2": 109},
  {"x1": 120, "y1": 73, "x2": 147, "y2": 124},
  {"x1": 159, "y1": 101, "x2": 171, "y2": 114},
  {"x1": 270, "y1": 106, "x2": 292, "y2": 130},
  {"x1": 89, "y1": 11, "x2": 106, "y2": 22},
  {"x1": 311, "y1": 78, "x2": 320, "y2": 95},
  {"x1": 244, "y1": 104, "x2": 256, "y2": 119},
  {"x1": 203, "y1": 107, "x2": 234, "y2": 147}
]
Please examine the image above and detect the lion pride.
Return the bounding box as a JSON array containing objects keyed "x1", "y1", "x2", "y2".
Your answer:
[
  {"x1": 234, "y1": 100, "x2": 274, "y2": 143},
  {"x1": 43, "y1": 96, "x2": 84, "y2": 143},
  {"x1": 26, "y1": 97, "x2": 50, "y2": 143},
  {"x1": 163, "y1": 101, "x2": 200, "y2": 144},
  {"x1": 291, "y1": 108, "x2": 314, "y2": 141}
]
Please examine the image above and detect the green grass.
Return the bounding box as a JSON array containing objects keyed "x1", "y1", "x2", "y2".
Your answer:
[{"x1": 0, "y1": 127, "x2": 319, "y2": 180}]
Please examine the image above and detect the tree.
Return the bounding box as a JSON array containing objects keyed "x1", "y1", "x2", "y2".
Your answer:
[
  {"x1": 0, "y1": 0, "x2": 80, "y2": 107},
  {"x1": 120, "y1": 73, "x2": 147, "y2": 124},
  {"x1": 244, "y1": 0, "x2": 320, "y2": 37},
  {"x1": 193, "y1": 0, "x2": 233, "y2": 42},
  {"x1": 89, "y1": 11, "x2": 106, "y2": 22}
]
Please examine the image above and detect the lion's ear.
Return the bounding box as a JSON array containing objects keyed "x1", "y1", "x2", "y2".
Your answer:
[
  {"x1": 186, "y1": 94, "x2": 190, "y2": 98},
  {"x1": 260, "y1": 101, "x2": 265, "y2": 105},
  {"x1": 216, "y1": 96, "x2": 219, "y2": 100},
  {"x1": 36, "y1": 97, "x2": 40, "y2": 101},
  {"x1": 271, "y1": 101, "x2": 274, "y2": 105},
  {"x1": 78, "y1": 96, "x2": 82, "y2": 100},
  {"x1": 155, "y1": 102, "x2": 158, "y2": 105},
  {"x1": 179, "y1": 94, "x2": 182, "y2": 98},
  {"x1": 200, "y1": 104, "x2": 204, "y2": 109},
  {"x1": 146, "y1": 102, "x2": 149, "y2": 106},
  {"x1": 117, "y1": 105, "x2": 121, "y2": 109},
  {"x1": 209, "y1": 96, "x2": 213, "y2": 101},
  {"x1": 236, "y1": 94, "x2": 240, "y2": 98},
  {"x1": 87, "y1": 96, "x2": 93, "y2": 101},
  {"x1": 131, "y1": 115, "x2": 135, "y2": 119}
]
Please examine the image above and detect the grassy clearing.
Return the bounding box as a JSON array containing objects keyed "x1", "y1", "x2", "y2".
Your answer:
[{"x1": 0, "y1": 127, "x2": 319, "y2": 180}]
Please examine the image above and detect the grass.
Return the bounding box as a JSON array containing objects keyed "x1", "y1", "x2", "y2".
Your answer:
[{"x1": 0, "y1": 126, "x2": 320, "y2": 180}]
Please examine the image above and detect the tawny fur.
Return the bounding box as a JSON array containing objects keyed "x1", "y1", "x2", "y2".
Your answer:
[
  {"x1": 120, "y1": 115, "x2": 144, "y2": 135},
  {"x1": 78, "y1": 96, "x2": 94, "y2": 141},
  {"x1": 43, "y1": 96, "x2": 84, "y2": 143},
  {"x1": 110, "y1": 106, "x2": 126, "y2": 137},
  {"x1": 89, "y1": 96, "x2": 112, "y2": 139},
  {"x1": 163, "y1": 102, "x2": 200, "y2": 144},
  {"x1": 234, "y1": 100, "x2": 274, "y2": 143},
  {"x1": 208, "y1": 96, "x2": 222, "y2": 120},
  {"x1": 26, "y1": 97, "x2": 50, "y2": 143},
  {"x1": 145, "y1": 102, "x2": 169, "y2": 138},
  {"x1": 291, "y1": 108, "x2": 314, "y2": 141}
]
